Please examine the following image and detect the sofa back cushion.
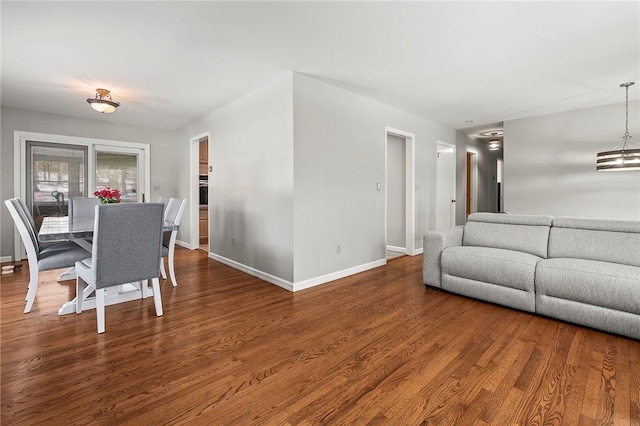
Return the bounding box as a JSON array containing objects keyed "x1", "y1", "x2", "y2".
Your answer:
[
  {"x1": 549, "y1": 217, "x2": 640, "y2": 267},
  {"x1": 463, "y1": 213, "x2": 553, "y2": 258}
]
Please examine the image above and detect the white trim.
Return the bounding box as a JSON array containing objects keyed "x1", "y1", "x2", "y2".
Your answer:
[
  {"x1": 189, "y1": 132, "x2": 210, "y2": 251},
  {"x1": 0, "y1": 256, "x2": 13, "y2": 263},
  {"x1": 209, "y1": 252, "x2": 387, "y2": 293},
  {"x1": 386, "y1": 245, "x2": 405, "y2": 252},
  {"x1": 293, "y1": 259, "x2": 387, "y2": 292},
  {"x1": 12, "y1": 130, "x2": 151, "y2": 261},
  {"x1": 384, "y1": 127, "x2": 416, "y2": 256},
  {"x1": 175, "y1": 239, "x2": 193, "y2": 250},
  {"x1": 209, "y1": 252, "x2": 294, "y2": 291},
  {"x1": 466, "y1": 148, "x2": 478, "y2": 217}
]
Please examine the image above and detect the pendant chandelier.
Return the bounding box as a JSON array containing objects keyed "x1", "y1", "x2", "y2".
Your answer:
[
  {"x1": 86, "y1": 88, "x2": 120, "y2": 114},
  {"x1": 596, "y1": 82, "x2": 640, "y2": 171}
]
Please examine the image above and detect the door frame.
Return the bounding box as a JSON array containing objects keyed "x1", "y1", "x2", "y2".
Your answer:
[
  {"x1": 435, "y1": 141, "x2": 456, "y2": 229},
  {"x1": 384, "y1": 127, "x2": 416, "y2": 256},
  {"x1": 497, "y1": 158, "x2": 504, "y2": 212},
  {"x1": 189, "y1": 132, "x2": 210, "y2": 251},
  {"x1": 465, "y1": 148, "x2": 478, "y2": 219},
  {"x1": 13, "y1": 130, "x2": 150, "y2": 261}
]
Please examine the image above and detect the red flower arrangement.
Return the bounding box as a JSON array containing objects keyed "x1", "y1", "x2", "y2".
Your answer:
[{"x1": 94, "y1": 187, "x2": 121, "y2": 204}]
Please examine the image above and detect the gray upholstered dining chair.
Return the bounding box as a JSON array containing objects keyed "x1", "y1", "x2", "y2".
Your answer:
[
  {"x1": 68, "y1": 197, "x2": 100, "y2": 224},
  {"x1": 160, "y1": 198, "x2": 186, "y2": 287},
  {"x1": 68, "y1": 197, "x2": 100, "y2": 246},
  {"x1": 4, "y1": 198, "x2": 91, "y2": 313},
  {"x1": 75, "y1": 203, "x2": 164, "y2": 333}
]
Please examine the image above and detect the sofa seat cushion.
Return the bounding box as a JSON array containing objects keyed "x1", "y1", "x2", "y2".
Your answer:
[
  {"x1": 536, "y1": 258, "x2": 640, "y2": 315},
  {"x1": 441, "y1": 246, "x2": 541, "y2": 292}
]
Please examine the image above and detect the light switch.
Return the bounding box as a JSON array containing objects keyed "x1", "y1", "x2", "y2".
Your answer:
[{"x1": 376, "y1": 182, "x2": 382, "y2": 191}]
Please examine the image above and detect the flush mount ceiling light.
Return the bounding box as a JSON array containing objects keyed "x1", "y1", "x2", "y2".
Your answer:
[
  {"x1": 481, "y1": 130, "x2": 504, "y2": 137},
  {"x1": 596, "y1": 82, "x2": 640, "y2": 171},
  {"x1": 86, "y1": 88, "x2": 120, "y2": 114},
  {"x1": 488, "y1": 132, "x2": 501, "y2": 151}
]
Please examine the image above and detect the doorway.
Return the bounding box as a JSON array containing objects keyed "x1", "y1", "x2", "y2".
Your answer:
[
  {"x1": 198, "y1": 138, "x2": 209, "y2": 252},
  {"x1": 384, "y1": 127, "x2": 415, "y2": 259},
  {"x1": 466, "y1": 150, "x2": 478, "y2": 219},
  {"x1": 497, "y1": 158, "x2": 504, "y2": 212},
  {"x1": 189, "y1": 132, "x2": 210, "y2": 252},
  {"x1": 436, "y1": 142, "x2": 456, "y2": 229},
  {"x1": 386, "y1": 134, "x2": 405, "y2": 259}
]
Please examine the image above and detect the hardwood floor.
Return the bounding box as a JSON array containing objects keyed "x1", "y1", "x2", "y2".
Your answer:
[{"x1": 1, "y1": 249, "x2": 638, "y2": 425}]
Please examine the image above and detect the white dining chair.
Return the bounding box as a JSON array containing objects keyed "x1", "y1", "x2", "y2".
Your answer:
[
  {"x1": 4, "y1": 198, "x2": 92, "y2": 313},
  {"x1": 75, "y1": 203, "x2": 165, "y2": 333},
  {"x1": 13, "y1": 197, "x2": 57, "y2": 249},
  {"x1": 160, "y1": 197, "x2": 186, "y2": 287}
]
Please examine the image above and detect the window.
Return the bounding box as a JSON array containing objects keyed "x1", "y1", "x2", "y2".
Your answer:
[{"x1": 26, "y1": 142, "x2": 88, "y2": 226}]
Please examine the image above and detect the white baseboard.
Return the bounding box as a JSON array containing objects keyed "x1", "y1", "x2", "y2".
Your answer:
[
  {"x1": 386, "y1": 245, "x2": 406, "y2": 253},
  {"x1": 175, "y1": 240, "x2": 192, "y2": 250},
  {"x1": 209, "y1": 253, "x2": 294, "y2": 291},
  {"x1": 0, "y1": 256, "x2": 13, "y2": 263},
  {"x1": 208, "y1": 253, "x2": 387, "y2": 293},
  {"x1": 386, "y1": 246, "x2": 422, "y2": 256},
  {"x1": 292, "y1": 259, "x2": 387, "y2": 292}
]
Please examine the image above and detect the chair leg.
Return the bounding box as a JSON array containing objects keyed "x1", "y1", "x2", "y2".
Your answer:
[
  {"x1": 168, "y1": 247, "x2": 178, "y2": 287},
  {"x1": 151, "y1": 278, "x2": 163, "y2": 316},
  {"x1": 76, "y1": 277, "x2": 86, "y2": 314},
  {"x1": 160, "y1": 259, "x2": 167, "y2": 280},
  {"x1": 140, "y1": 279, "x2": 149, "y2": 299},
  {"x1": 96, "y1": 289, "x2": 106, "y2": 333},
  {"x1": 24, "y1": 266, "x2": 39, "y2": 313}
]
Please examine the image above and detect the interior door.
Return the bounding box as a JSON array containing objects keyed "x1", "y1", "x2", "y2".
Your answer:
[
  {"x1": 436, "y1": 143, "x2": 456, "y2": 229},
  {"x1": 94, "y1": 146, "x2": 145, "y2": 202}
]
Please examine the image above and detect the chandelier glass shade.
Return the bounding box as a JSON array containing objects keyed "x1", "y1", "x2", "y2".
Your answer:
[
  {"x1": 86, "y1": 88, "x2": 120, "y2": 114},
  {"x1": 596, "y1": 82, "x2": 640, "y2": 171}
]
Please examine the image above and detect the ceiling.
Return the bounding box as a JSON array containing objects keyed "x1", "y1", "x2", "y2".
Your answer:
[{"x1": 2, "y1": 1, "x2": 639, "y2": 133}]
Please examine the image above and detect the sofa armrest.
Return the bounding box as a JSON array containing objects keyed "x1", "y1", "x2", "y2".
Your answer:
[{"x1": 423, "y1": 226, "x2": 464, "y2": 288}]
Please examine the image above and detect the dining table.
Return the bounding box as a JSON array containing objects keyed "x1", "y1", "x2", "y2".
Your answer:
[{"x1": 38, "y1": 215, "x2": 178, "y2": 316}]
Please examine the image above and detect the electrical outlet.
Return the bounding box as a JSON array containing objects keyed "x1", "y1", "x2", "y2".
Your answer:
[{"x1": 336, "y1": 245, "x2": 341, "y2": 254}]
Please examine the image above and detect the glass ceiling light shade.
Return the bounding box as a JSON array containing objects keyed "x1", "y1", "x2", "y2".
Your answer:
[
  {"x1": 596, "y1": 82, "x2": 640, "y2": 171},
  {"x1": 488, "y1": 133, "x2": 501, "y2": 151},
  {"x1": 86, "y1": 88, "x2": 120, "y2": 114}
]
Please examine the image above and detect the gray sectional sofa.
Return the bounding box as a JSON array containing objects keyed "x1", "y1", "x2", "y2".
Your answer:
[{"x1": 423, "y1": 213, "x2": 640, "y2": 340}]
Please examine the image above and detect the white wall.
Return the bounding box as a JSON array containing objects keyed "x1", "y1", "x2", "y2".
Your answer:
[
  {"x1": 504, "y1": 101, "x2": 640, "y2": 219},
  {"x1": 292, "y1": 73, "x2": 456, "y2": 283},
  {"x1": 386, "y1": 134, "x2": 406, "y2": 248},
  {"x1": 174, "y1": 75, "x2": 295, "y2": 282},
  {"x1": 0, "y1": 107, "x2": 176, "y2": 259}
]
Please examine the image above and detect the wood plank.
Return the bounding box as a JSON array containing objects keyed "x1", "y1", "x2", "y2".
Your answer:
[{"x1": 1, "y1": 250, "x2": 638, "y2": 425}]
